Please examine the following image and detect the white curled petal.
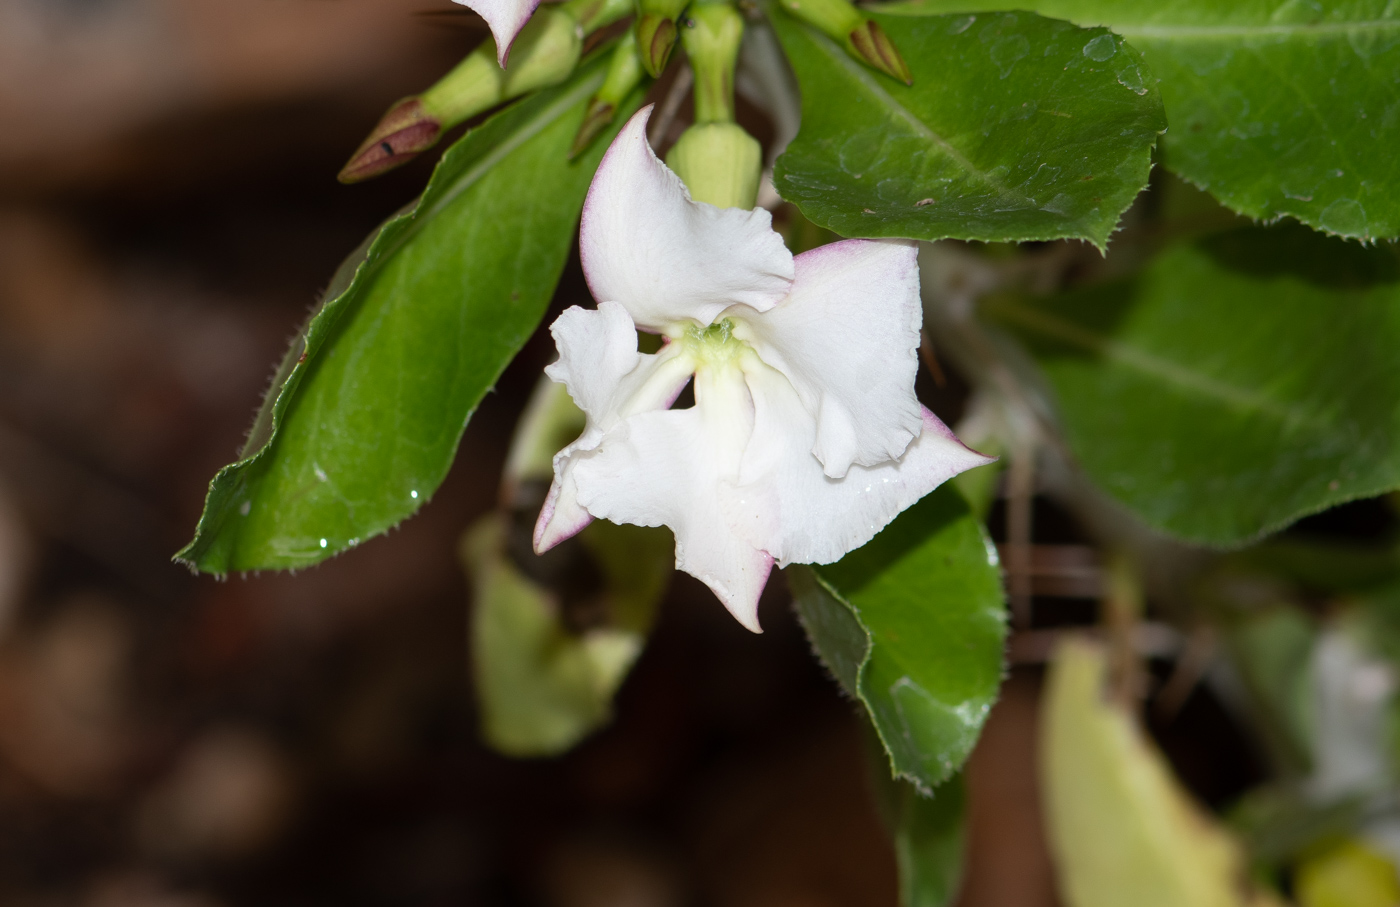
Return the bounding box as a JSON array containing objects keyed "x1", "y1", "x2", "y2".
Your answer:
[
  {"x1": 542, "y1": 303, "x2": 694, "y2": 432},
  {"x1": 544, "y1": 302, "x2": 639, "y2": 421},
  {"x1": 732, "y1": 239, "x2": 924, "y2": 477},
  {"x1": 579, "y1": 106, "x2": 795, "y2": 331},
  {"x1": 534, "y1": 304, "x2": 693, "y2": 553},
  {"x1": 727, "y1": 364, "x2": 995, "y2": 567},
  {"x1": 532, "y1": 441, "x2": 595, "y2": 553},
  {"x1": 571, "y1": 383, "x2": 773, "y2": 632},
  {"x1": 452, "y1": 0, "x2": 540, "y2": 67}
]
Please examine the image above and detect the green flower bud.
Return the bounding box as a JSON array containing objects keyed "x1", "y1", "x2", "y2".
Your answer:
[
  {"x1": 339, "y1": 9, "x2": 583, "y2": 183},
  {"x1": 337, "y1": 97, "x2": 444, "y2": 184},
  {"x1": 846, "y1": 19, "x2": 912, "y2": 85},
  {"x1": 780, "y1": 0, "x2": 912, "y2": 85},
  {"x1": 572, "y1": 30, "x2": 648, "y2": 158},
  {"x1": 498, "y1": 8, "x2": 585, "y2": 98},
  {"x1": 666, "y1": 122, "x2": 761, "y2": 210},
  {"x1": 780, "y1": 0, "x2": 861, "y2": 43},
  {"x1": 636, "y1": 0, "x2": 689, "y2": 77}
]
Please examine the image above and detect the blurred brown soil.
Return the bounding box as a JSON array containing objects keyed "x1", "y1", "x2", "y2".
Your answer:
[{"x1": 0, "y1": 2, "x2": 1084, "y2": 905}]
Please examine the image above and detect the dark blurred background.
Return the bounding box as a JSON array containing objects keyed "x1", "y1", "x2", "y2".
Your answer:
[{"x1": 0, "y1": 2, "x2": 1272, "y2": 904}]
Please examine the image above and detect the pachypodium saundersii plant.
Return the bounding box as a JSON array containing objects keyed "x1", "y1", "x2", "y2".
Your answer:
[
  {"x1": 536, "y1": 106, "x2": 992, "y2": 631},
  {"x1": 178, "y1": 0, "x2": 1400, "y2": 898}
]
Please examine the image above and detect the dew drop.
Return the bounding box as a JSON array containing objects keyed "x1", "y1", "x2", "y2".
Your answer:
[
  {"x1": 1082, "y1": 33, "x2": 1116, "y2": 62},
  {"x1": 410, "y1": 490, "x2": 419, "y2": 499},
  {"x1": 319, "y1": 538, "x2": 328, "y2": 548}
]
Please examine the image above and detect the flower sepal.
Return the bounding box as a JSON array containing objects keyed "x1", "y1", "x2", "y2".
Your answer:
[{"x1": 665, "y1": 123, "x2": 762, "y2": 209}]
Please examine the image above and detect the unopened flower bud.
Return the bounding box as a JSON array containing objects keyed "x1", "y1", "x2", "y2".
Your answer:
[
  {"x1": 682, "y1": 3, "x2": 744, "y2": 124},
  {"x1": 781, "y1": 0, "x2": 912, "y2": 85},
  {"x1": 636, "y1": 0, "x2": 689, "y2": 77},
  {"x1": 572, "y1": 31, "x2": 647, "y2": 158},
  {"x1": 846, "y1": 19, "x2": 912, "y2": 85},
  {"x1": 339, "y1": 9, "x2": 583, "y2": 183},
  {"x1": 499, "y1": 7, "x2": 585, "y2": 97},
  {"x1": 337, "y1": 97, "x2": 443, "y2": 184},
  {"x1": 666, "y1": 122, "x2": 761, "y2": 210}
]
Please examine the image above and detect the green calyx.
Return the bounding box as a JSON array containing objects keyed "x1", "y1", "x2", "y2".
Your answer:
[
  {"x1": 681, "y1": 3, "x2": 745, "y2": 124},
  {"x1": 667, "y1": 123, "x2": 762, "y2": 209}
]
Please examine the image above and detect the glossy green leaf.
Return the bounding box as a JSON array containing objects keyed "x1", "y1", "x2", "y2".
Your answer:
[
  {"x1": 177, "y1": 59, "x2": 636, "y2": 573},
  {"x1": 789, "y1": 486, "x2": 1006, "y2": 792},
  {"x1": 881, "y1": 0, "x2": 1400, "y2": 241},
  {"x1": 767, "y1": 7, "x2": 1165, "y2": 248},
  {"x1": 986, "y1": 225, "x2": 1400, "y2": 546}
]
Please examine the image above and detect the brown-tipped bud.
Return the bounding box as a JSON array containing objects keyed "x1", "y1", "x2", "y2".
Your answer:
[
  {"x1": 637, "y1": 13, "x2": 678, "y2": 78},
  {"x1": 571, "y1": 29, "x2": 646, "y2": 159},
  {"x1": 847, "y1": 20, "x2": 912, "y2": 85},
  {"x1": 571, "y1": 99, "x2": 618, "y2": 158},
  {"x1": 338, "y1": 98, "x2": 443, "y2": 184}
]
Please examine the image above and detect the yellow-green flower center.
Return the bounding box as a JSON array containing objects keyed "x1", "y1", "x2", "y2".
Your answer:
[{"x1": 682, "y1": 318, "x2": 747, "y2": 369}]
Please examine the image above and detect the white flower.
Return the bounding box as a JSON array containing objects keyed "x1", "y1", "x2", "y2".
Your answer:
[
  {"x1": 534, "y1": 106, "x2": 993, "y2": 632},
  {"x1": 453, "y1": 0, "x2": 540, "y2": 67}
]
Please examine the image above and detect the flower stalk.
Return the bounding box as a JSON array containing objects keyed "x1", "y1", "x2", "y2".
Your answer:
[
  {"x1": 664, "y1": 2, "x2": 760, "y2": 209},
  {"x1": 781, "y1": 0, "x2": 912, "y2": 85}
]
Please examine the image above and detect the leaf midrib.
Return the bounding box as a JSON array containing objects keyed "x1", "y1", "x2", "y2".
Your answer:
[
  {"x1": 988, "y1": 296, "x2": 1328, "y2": 429},
  {"x1": 876, "y1": 3, "x2": 1400, "y2": 40},
  {"x1": 1117, "y1": 19, "x2": 1400, "y2": 40},
  {"x1": 382, "y1": 71, "x2": 604, "y2": 276},
  {"x1": 800, "y1": 22, "x2": 1029, "y2": 205}
]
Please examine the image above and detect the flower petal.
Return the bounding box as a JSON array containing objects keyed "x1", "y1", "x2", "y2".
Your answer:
[
  {"x1": 452, "y1": 0, "x2": 540, "y2": 67},
  {"x1": 727, "y1": 363, "x2": 994, "y2": 567},
  {"x1": 533, "y1": 456, "x2": 596, "y2": 552},
  {"x1": 579, "y1": 106, "x2": 795, "y2": 331},
  {"x1": 732, "y1": 239, "x2": 924, "y2": 478},
  {"x1": 571, "y1": 370, "x2": 773, "y2": 631},
  {"x1": 534, "y1": 302, "x2": 693, "y2": 553}
]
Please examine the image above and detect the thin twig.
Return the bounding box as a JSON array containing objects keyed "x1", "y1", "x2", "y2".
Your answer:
[
  {"x1": 1103, "y1": 554, "x2": 1147, "y2": 707},
  {"x1": 918, "y1": 329, "x2": 948, "y2": 388},
  {"x1": 648, "y1": 64, "x2": 693, "y2": 149},
  {"x1": 1154, "y1": 626, "x2": 1218, "y2": 723},
  {"x1": 1006, "y1": 447, "x2": 1034, "y2": 632}
]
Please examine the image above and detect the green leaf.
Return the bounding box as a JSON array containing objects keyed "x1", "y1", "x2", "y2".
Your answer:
[
  {"x1": 880, "y1": 0, "x2": 1400, "y2": 241},
  {"x1": 177, "y1": 58, "x2": 637, "y2": 573},
  {"x1": 789, "y1": 486, "x2": 1006, "y2": 792},
  {"x1": 766, "y1": 7, "x2": 1165, "y2": 248},
  {"x1": 986, "y1": 225, "x2": 1400, "y2": 546}
]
